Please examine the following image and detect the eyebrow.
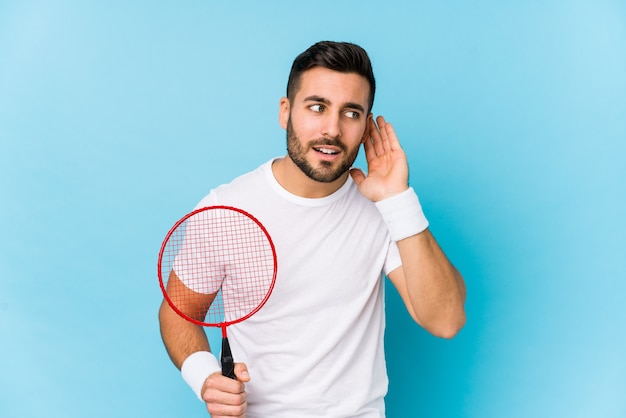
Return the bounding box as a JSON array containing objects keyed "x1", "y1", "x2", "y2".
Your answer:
[{"x1": 304, "y1": 95, "x2": 365, "y2": 113}]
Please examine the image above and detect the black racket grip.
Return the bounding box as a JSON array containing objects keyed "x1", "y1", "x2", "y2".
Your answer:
[{"x1": 221, "y1": 337, "x2": 236, "y2": 379}]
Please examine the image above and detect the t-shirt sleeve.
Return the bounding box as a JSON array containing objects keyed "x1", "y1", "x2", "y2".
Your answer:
[
  {"x1": 382, "y1": 240, "x2": 402, "y2": 276},
  {"x1": 172, "y1": 190, "x2": 223, "y2": 294}
]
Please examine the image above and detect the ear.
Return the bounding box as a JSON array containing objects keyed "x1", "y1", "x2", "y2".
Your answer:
[
  {"x1": 279, "y1": 97, "x2": 290, "y2": 130},
  {"x1": 361, "y1": 113, "x2": 374, "y2": 143}
]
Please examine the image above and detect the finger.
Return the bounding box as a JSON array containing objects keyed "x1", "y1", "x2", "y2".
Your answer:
[
  {"x1": 362, "y1": 124, "x2": 377, "y2": 163},
  {"x1": 203, "y1": 387, "x2": 246, "y2": 414},
  {"x1": 202, "y1": 373, "x2": 247, "y2": 417},
  {"x1": 202, "y1": 372, "x2": 246, "y2": 399},
  {"x1": 206, "y1": 396, "x2": 247, "y2": 418},
  {"x1": 349, "y1": 168, "x2": 366, "y2": 186},
  {"x1": 376, "y1": 115, "x2": 392, "y2": 153},
  {"x1": 370, "y1": 118, "x2": 385, "y2": 157},
  {"x1": 382, "y1": 119, "x2": 402, "y2": 151},
  {"x1": 234, "y1": 362, "x2": 250, "y2": 382}
]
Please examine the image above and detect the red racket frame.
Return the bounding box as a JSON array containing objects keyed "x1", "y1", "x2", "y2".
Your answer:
[{"x1": 157, "y1": 205, "x2": 278, "y2": 334}]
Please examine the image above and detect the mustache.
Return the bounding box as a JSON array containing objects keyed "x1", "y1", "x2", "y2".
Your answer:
[{"x1": 309, "y1": 137, "x2": 346, "y2": 151}]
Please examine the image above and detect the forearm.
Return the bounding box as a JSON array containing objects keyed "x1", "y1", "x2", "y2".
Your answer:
[
  {"x1": 158, "y1": 300, "x2": 212, "y2": 369},
  {"x1": 396, "y1": 229, "x2": 466, "y2": 338}
]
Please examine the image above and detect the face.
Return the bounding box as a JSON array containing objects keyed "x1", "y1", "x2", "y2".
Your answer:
[{"x1": 280, "y1": 67, "x2": 371, "y2": 184}]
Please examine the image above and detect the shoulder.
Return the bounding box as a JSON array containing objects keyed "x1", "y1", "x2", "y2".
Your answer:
[{"x1": 194, "y1": 159, "x2": 274, "y2": 209}]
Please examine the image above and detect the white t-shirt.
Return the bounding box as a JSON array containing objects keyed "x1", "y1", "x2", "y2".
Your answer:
[{"x1": 189, "y1": 159, "x2": 401, "y2": 417}]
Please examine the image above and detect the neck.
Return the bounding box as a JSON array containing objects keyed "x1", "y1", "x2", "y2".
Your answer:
[{"x1": 271, "y1": 156, "x2": 349, "y2": 198}]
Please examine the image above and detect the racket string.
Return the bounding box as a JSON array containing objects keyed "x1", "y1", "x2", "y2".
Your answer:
[{"x1": 161, "y1": 208, "x2": 276, "y2": 326}]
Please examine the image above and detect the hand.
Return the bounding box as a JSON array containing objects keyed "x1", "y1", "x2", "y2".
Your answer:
[
  {"x1": 201, "y1": 363, "x2": 250, "y2": 417},
  {"x1": 350, "y1": 116, "x2": 409, "y2": 202}
]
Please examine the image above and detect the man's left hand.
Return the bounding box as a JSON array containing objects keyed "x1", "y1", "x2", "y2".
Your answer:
[{"x1": 350, "y1": 115, "x2": 410, "y2": 202}]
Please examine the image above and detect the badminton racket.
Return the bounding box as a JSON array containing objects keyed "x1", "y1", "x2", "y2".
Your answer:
[{"x1": 158, "y1": 206, "x2": 277, "y2": 378}]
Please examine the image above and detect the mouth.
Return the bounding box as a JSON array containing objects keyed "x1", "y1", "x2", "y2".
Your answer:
[{"x1": 313, "y1": 146, "x2": 341, "y2": 156}]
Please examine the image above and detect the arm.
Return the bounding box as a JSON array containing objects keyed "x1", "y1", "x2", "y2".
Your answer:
[
  {"x1": 350, "y1": 116, "x2": 466, "y2": 338},
  {"x1": 387, "y1": 229, "x2": 466, "y2": 338},
  {"x1": 158, "y1": 271, "x2": 249, "y2": 416}
]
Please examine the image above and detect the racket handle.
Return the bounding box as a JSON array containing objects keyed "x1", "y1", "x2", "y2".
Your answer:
[{"x1": 221, "y1": 337, "x2": 236, "y2": 379}]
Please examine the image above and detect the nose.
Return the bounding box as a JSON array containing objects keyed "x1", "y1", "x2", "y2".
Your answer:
[{"x1": 321, "y1": 112, "x2": 342, "y2": 139}]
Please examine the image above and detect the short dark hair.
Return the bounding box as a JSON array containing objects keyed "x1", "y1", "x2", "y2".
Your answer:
[{"x1": 286, "y1": 41, "x2": 376, "y2": 113}]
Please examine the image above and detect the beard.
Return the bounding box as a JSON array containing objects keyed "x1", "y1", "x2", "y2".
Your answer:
[{"x1": 286, "y1": 118, "x2": 361, "y2": 183}]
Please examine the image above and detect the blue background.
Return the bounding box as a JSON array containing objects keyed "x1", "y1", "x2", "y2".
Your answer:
[{"x1": 1, "y1": 1, "x2": 624, "y2": 417}]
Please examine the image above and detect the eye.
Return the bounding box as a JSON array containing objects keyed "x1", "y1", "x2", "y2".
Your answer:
[
  {"x1": 345, "y1": 110, "x2": 360, "y2": 120},
  {"x1": 309, "y1": 104, "x2": 325, "y2": 113}
]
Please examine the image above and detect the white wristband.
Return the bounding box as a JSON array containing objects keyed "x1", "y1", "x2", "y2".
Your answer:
[
  {"x1": 375, "y1": 187, "x2": 429, "y2": 241},
  {"x1": 181, "y1": 351, "x2": 221, "y2": 401}
]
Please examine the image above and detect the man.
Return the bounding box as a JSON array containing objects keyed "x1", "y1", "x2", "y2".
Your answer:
[{"x1": 159, "y1": 41, "x2": 466, "y2": 417}]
